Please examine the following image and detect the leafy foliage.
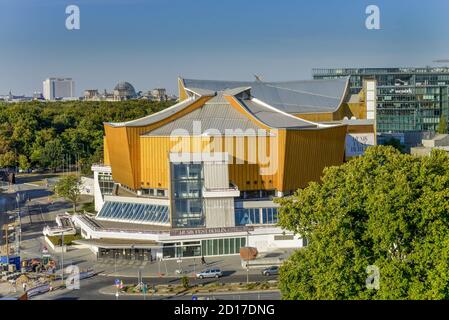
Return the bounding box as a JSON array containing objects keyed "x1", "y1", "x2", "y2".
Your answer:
[
  {"x1": 277, "y1": 146, "x2": 449, "y2": 300},
  {"x1": 54, "y1": 174, "x2": 82, "y2": 212},
  {"x1": 438, "y1": 115, "x2": 448, "y2": 134},
  {"x1": 181, "y1": 276, "x2": 190, "y2": 289},
  {"x1": 0, "y1": 100, "x2": 173, "y2": 172}
]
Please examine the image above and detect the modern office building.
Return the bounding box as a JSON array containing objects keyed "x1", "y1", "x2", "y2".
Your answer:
[
  {"x1": 73, "y1": 76, "x2": 376, "y2": 261},
  {"x1": 313, "y1": 67, "x2": 449, "y2": 145},
  {"x1": 42, "y1": 77, "x2": 75, "y2": 100}
]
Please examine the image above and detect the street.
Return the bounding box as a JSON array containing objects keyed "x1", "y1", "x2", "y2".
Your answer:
[
  {"x1": 1, "y1": 176, "x2": 282, "y2": 300},
  {"x1": 31, "y1": 274, "x2": 281, "y2": 300}
]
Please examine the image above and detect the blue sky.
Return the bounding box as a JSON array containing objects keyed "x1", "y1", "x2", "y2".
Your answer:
[{"x1": 1, "y1": 0, "x2": 449, "y2": 95}]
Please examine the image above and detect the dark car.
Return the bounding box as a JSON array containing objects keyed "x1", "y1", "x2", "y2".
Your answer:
[{"x1": 261, "y1": 266, "x2": 279, "y2": 276}]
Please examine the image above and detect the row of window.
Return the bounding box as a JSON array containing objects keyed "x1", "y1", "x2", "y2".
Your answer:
[
  {"x1": 161, "y1": 237, "x2": 247, "y2": 258},
  {"x1": 201, "y1": 237, "x2": 246, "y2": 256},
  {"x1": 235, "y1": 207, "x2": 279, "y2": 226},
  {"x1": 141, "y1": 188, "x2": 167, "y2": 197},
  {"x1": 98, "y1": 173, "x2": 114, "y2": 196},
  {"x1": 171, "y1": 163, "x2": 205, "y2": 229}
]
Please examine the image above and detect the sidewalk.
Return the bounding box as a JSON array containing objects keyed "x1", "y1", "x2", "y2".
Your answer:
[{"x1": 93, "y1": 254, "x2": 278, "y2": 279}]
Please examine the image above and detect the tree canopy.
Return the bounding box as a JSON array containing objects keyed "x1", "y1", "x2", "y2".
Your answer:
[
  {"x1": 277, "y1": 146, "x2": 449, "y2": 300},
  {"x1": 0, "y1": 100, "x2": 173, "y2": 174},
  {"x1": 54, "y1": 174, "x2": 83, "y2": 212},
  {"x1": 438, "y1": 115, "x2": 448, "y2": 134}
]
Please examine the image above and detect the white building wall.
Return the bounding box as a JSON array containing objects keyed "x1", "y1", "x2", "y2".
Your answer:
[
  {"x1": 203, "y1": 162, "x2": 228, "y2": 189},
  {"x1": 43, "y1": 78, "x2": 75, "y2": 100},
  {"x1": 80, "y1": 177, "x2": 94, "y2": 196},
  {"x1": 204, "y1": 198, "x2": 235, "y2": 228},
  {"x1": 247, "y1": 227, "x2": 303, "y2": 253}
]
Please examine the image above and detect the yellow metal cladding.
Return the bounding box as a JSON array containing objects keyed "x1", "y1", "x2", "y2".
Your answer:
[
  {"x1": 138, "y1": 125, "x2": 346, "y2": 193},
  {"x1": 178, "y1": 78, "x2": 189, "y2": 102},
  {"x1": 139, "y1": 135, "x2": 279, "y2": 191},
  {"x1": 103, "y1": 136, "x2": 110, "y2": 165},
  {"x1": 104, "y1": 125, "x2": 134, "y2": 188},
  {"x1": 280, "y1": 126, "x2": 347, "y2": 192},
  {"x1": 104, "y1": 96, "x2": 213, "y2": 190},
  {"x1": 348, "y1": 124, "x2": 374, "y2": 134},
  {"x1": 293, "y1": 103, "x2": 354, "y2": 122}
]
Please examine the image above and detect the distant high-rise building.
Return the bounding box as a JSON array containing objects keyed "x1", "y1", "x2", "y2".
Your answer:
[{"x1": 43, "y1": 77, "x2": 75, "y2": 100}]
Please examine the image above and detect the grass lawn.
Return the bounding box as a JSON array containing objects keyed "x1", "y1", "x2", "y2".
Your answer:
[{"x1": 46, "y1": 234, "x2": 83, "y2": 246}]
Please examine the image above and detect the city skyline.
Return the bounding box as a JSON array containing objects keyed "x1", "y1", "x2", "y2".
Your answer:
[{"x1": 1, "y1": 0, "x2": 449, "y2": 96}]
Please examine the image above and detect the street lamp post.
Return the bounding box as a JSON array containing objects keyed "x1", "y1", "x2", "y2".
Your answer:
[
  {"x1": 61, "y1": 231, "x2": 65, "y2": 283},
  {"x1": 246, "y1": 230, "x2": 250, "y2": 285},
  {"x1": 15, "y1": 194, "x2": 21, "y2": 255}
]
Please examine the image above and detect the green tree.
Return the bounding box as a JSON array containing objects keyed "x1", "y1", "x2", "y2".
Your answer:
[
  {"x1": 18, "y1": 154, "x2": 30, "y2": 171},
  {"x1": 437, "y1": 115, "x2": 448, "y2": 134},
  {"x1": 41, "y1": 138, "x2": 64, "y2": 172},
  {"x1": 277, "y1": 146, "x2": 449, "y2": 300},
  {"x1": 0, "y1": 150, "x2": 15, "y2": 168},
  {"x1": 181, "y1": 276, "x2": 190, "y2": 289},
  {"x1": 54, "y1": 174, "x2": 82, "y2": 212},
  {"x1": 0, "y1": 99, "x2": 173, "y2": 173}
]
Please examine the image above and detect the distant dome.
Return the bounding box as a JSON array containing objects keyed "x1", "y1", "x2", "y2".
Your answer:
[{"x1": 114, "y1": 81, "x2": 136, "y2": 93}]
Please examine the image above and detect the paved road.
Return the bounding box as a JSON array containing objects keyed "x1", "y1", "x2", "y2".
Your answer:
[{"x1": 32, "y1": 274, "x2": 281, "y2": 300}]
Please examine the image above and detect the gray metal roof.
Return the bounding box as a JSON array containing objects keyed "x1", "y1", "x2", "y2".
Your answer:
[
  {"x1": 144, "y1": 93, "x2": 317, "y2": 136},
  {"x1": 239, "y1": 99, "x2": 316, "y2": 129},
  {"x1": 144, "y1": 94, "x2": 262, "y2": 136},
  {"x1": 182, "y1": 77, "x2": 349, "y2": 114},
  {"x1": 106, "y1": 97, "x2": 198, "y2": 127}
]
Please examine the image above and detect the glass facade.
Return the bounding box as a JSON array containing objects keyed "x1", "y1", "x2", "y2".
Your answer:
[
  {"x1": 98, "y1": 172, "x2": 114, "y2": 196},
  {"x1": 162, "y1": 237, "x2": 246, "y2": 258},
  {"x1": 235, "y1": 207, "x2": 278, "y2": 226},
  {"x1": 201, "y1": 237, "x2": 246, "y2": 256},
  {"x1": 312, "y1": 68, "x2": 449, "y2": 133},
  {"x1": 98, "y1": 248, "x2": 154, "y2": 261},
  {"x1": 96, "y1": 201, "x2": 170, "y2": 224},
  {"x1": 171, "y1": 163, "x2": 205, "y2": 228}
]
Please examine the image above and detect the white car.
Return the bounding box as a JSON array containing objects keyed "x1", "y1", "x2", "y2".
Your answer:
[{"x1": 196, "y1": 268, "x2": 223, "y2": 279}]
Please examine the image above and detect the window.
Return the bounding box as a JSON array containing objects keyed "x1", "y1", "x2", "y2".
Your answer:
[
  {"x1": 200, "y1": 237, "x2": 246, "y2": 257},
  {"x1": 98, "y1": 173, "x2": 114, "y2": 196},
  {"x1": 218, "y1": 239, "x2": 224, "y2": 255},
  {"x1": 235, "y1": 207, "x2": 278, "y2": 225},
  {"x1": 224, "y1": 238, "x2": 230, "y2": 255},
  {"x1": 171, "y1": 163, "x2": 205, "y2": 228}
]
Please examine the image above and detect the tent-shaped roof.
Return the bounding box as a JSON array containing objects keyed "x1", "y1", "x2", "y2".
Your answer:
[{"x1": 181, "y1": 77, "x2": 349, "y2": 114}]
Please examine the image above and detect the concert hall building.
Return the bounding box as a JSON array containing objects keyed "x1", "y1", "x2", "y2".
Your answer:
[{"x1": 73, "y1": 76, "x2": 376, "y2": 261}]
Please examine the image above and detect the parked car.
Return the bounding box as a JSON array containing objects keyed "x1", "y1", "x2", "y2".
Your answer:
[
  {"x1": 261, "y1": 266, "x2": 279, "y2": 276},
  {"x1": 196, "y1": 268, "x2": 223, "y2": 279}
]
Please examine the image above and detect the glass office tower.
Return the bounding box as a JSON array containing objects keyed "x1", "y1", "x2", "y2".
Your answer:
[{"x1": 313, "y1": 67, "x2": 449, "y2": 134}]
